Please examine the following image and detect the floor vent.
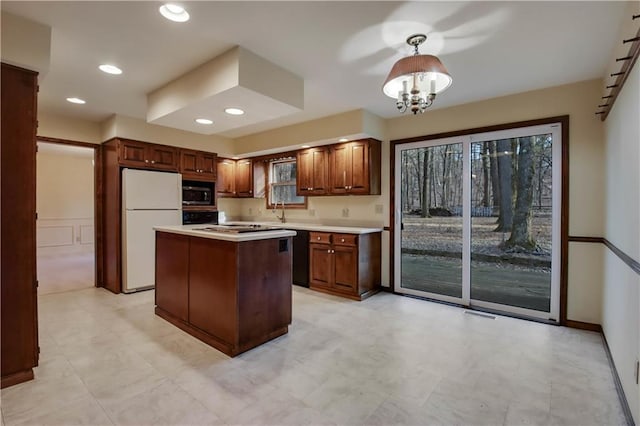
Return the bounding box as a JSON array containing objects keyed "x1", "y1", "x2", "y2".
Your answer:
[{"x1": 465, "y1": 311, "x2": 496, "y2": 319}]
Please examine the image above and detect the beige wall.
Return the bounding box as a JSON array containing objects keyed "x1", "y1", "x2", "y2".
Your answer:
[
  {"x1": 36, "y1": 149, "x2": 95, "y2": 250},
  {"x1": 38, "y1": 112, "x2": 103, "y2": 144},
  {"x1": 602, "y1": 59, "x2": 639, "y2": 423}
]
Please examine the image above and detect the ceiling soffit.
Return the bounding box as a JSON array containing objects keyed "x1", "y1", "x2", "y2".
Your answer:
[{"x1": 146, "y1": 46, "x2": 303, "y2": 135}]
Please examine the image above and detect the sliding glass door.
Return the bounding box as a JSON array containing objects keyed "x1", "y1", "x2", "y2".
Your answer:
[{"x1": 395, "y1": 124, "x2": 561, "y2": 321}]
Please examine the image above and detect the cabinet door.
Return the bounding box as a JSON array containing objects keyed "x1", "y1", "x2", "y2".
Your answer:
[
  {"x1": 235, "y1": 159, "x2": 253, "y2": 197},
  {"x1": 217, "y1": 159, "x2": 236, "y2": 196},
  {"x1": 155, "y1": 232, "x2": 189, "y2": 321},
  {"x1": 333, "y1": 245, "x2": 358, "y2": 293},
  {"x1": 329, "y1": 143, "x2": 350, "y2": 194},
  {"x1": 296, "y1": 150, "x2": 313, "y2": 195},
  {"x1": 149, "y1": 145, "x2": 178, "y2": 171},
  {"x1": 348, "y1": 141, "x2": 369, "y2": 194},
  {"x1": 311, "y1": 149, "x2": 329, "y2": 194},
  {"x1": 309, "y1": 243, "x2": 333, "y2": 288},
  {"x1": 180, "y1": 149, "x2": 199, "y2": 176},
  {"x1": 199, "y1": 153, "x2": 217, "y2": 180},
  {"x1": 119, "y1": 140, "x2": 148, "y2": 168}
]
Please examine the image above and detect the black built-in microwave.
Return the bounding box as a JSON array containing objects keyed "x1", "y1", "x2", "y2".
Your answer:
[{"x1": 182, "y1": 181, "x2": 214, "y2": 206}]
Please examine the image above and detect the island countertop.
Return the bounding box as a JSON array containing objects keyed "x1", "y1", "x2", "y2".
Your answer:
[
  {"x1": 223, "y1": 221, "x2": 383, "y2": 234},
  {"x1": 154, "y1": 225, "x2": 296, "y2": 241}
]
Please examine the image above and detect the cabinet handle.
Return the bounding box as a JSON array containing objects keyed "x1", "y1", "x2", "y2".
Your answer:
[
  {"x1": 308, "y1": 187, "x2": 312, "y2": 191},
  {"x1": 249, "y1": 190, "x2": 252, "y2": 193},
  {"x1": 331, "y1": 250, "x2": 335, "y2": 253},
  {"x1": 317, "y1": 236, "x2": 321, "y2": 240},
  {"x1": 145, "y1": 160, "x2": 149, "y2": 163},
  {"x1": 341, "y1": 238, "x2": 345, "y2": 242},
  {"x1": 151, "y1": 160, "x2": 155, "y2": 164},
  {"x1": 327, "y1": 249, "x2": 331, "y2": 253}
]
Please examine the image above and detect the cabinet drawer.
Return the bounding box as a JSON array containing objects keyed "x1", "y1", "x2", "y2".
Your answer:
[
  {"x1": 310, "y1": 232, "x2": 331, "y2": 244},
  {"x1": 333, "y1": 234, "x2": 357, "y2": 246}
]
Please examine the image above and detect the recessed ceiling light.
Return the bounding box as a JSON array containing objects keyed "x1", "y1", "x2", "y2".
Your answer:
[
  {"x1": 301, "y1": 145, "x2": 310, "y2": 148},
  {"x1": 195, "y1": 118, "x2": 213, "y2": 125},
  {"x1": 99, "y1": 64, "x2": 122, "y2": 75},
  {"x1": 224, "y1": 107, "x2": 245, "y2": 116},
  {"x1": 159, "y1": 3, "x2": 190, "y2": 22},
  {"x1": 66, "y1": 97, "x2": 86, "y2": 104},
  {"x1": 232, "y1": 156, "x2": 240, "y2": 160},
  {"x1": 339, "y1": 138, "x2": 349, "y2": 142}
]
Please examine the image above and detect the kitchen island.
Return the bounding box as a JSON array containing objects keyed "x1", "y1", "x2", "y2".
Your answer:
[{"x1": 153, "y1": 225, "x2": 296, "y2": 357}]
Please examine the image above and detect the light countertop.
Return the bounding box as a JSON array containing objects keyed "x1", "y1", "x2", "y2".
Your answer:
[
  {"x1": 225, "y1": 221, "x2": 383, "y2": 234},
  {"x1": 154, "y1": 225, "x2": 296, "y2": 242}
]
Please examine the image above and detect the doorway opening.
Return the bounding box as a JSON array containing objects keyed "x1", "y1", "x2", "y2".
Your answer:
[
  {"x1": 393, "y1": 120, "x2": 565, "y2": 322},
  {"x1": 36, "y1": 141, "x2": 97, "y2": 295}
]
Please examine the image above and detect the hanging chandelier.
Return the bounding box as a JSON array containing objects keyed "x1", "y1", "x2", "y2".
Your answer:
[{"x1": 382, "y1": 34, "x2": 452, "y2": 115}]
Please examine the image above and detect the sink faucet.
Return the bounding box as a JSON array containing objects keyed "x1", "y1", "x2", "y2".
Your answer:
[{"x1": 275, "y1": 200, "x2": 286, "y2": 223}]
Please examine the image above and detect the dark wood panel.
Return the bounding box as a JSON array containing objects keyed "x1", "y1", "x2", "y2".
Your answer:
[
  {"x1": 348, "y1": 141, "x2": 368, "y2": 194},
  {"x1": 118, "y1": 139, "x2": 147, "y2": 167},
  {"x1": 309, "y1": 243, "x2": 333, "y2": 288},
  {"x1": 238, "y1": 238, "x2": 292, "y2": 343},
  {"x1": 155, "y1": 232, "x2": 190, "y2": 321},
  {"x1": 1, "y1": 63, "x2": 38, "y2": 388},
  {"x1": 329, "y1": 143, "x2": 349, "y2": 194},
  {"x1": 216, "y1": 158, "x2": 236, "y2": 196},
  {"x1": 235, "y1": 159, "x2": 253, "y2": 197},
  {"x1": 189, "y1": 237, "x2": 238, "y2": 344},
  {"x1": 358, "y1": 232, "x2": 381, "y2": 296},
  {"x1": 334, "y1": 245, "x2": 358, "y2": 292},
  {"x1": 180, "y1": 150, "x2": 199, "y2": 175},
  {"x1": 149, "y1": 145, "x2": 178, "y2": 171},
  {"x1": 101, "y1": 140, "x2": 121, "y2": 293}
]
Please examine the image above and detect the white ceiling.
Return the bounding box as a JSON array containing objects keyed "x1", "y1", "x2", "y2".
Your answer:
[{"x1": 2, "y1": 1, "x2": 627, "y2": 138}]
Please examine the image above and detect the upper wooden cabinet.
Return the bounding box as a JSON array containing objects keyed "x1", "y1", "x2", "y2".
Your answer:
[
  {"x1": 180, "y1": 149, "x2": 217, "y2": 181},
  {"x1": 235, "y1": 159, "x2": 253, "y2": 197},
  {"x1": 297, "y1": 147, "x2": 329, "y2": 196},
  {"x1": 329, "y1": 139, "x2": 380, "y2": 195},
  {"x1": 297, "y1": 138, "x2": 380, "y2": 197},
  {"x1": 217, "y1": 158, "x2": 253, "y2": 198},
  {"x1": 118, "y1": 139, "x2": 178, "y2": 171}
]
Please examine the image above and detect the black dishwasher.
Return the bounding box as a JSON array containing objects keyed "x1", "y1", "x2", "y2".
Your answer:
[{"x1": 292, "y1": 229, "x2": 309, "y2": 287}]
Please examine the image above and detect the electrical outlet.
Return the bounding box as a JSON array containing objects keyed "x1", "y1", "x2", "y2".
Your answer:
[
  {"x1": 308, "y1": 209, "x2": 316, "y2": 217},
  {"x1": 375, "y1": 204, "x2": 383, "y2": 214},
  {"x1": 342, "y1": 208, "x2": 349, "y2": 218}
]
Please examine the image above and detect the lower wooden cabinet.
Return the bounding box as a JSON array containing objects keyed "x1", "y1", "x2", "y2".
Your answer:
[
  {"x1": 309, "y1": 231, "x2": 380, "y2": 300},
  {"x1": 155, "y1": 231, "x2": 292, "y2": 356}
]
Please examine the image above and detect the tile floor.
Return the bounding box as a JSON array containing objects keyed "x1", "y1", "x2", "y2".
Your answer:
[
  {"x1": 37, "y1": 248, "x2": 94, "y2": 295},
  {"x1": 0, "y1": 286, "x2": 628, "y2": 426}
]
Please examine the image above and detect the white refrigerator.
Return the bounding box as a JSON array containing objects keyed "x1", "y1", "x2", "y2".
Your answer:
[{"x1": 122, "y1": 168, "x2": 182, "y2": 293}]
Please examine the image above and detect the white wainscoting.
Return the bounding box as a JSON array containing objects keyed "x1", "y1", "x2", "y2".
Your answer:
[{"x1": 37, "y1": 218, "x2": 94, "y2": 252}]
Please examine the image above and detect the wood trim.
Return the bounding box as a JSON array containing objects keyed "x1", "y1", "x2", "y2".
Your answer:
[
  {"x1": 601, "y1": 24, "x2": 640, "y2": 121},
  {"x1": 568, "y1": 236, "x2": 603, "y2": 243},
  {"x1": 604, "y1": 238, "x2": 640, "y2": 276},
  {"x1": 1, "y1": 369, "x2": 34, "y2": 389},
  {"x1": 569, "y1": 236, "x2": 640, "y2": 276},
  {"x1": 37, "y1": 136, "x2": 100, "y2": 149},
  {"x1": 391, "y1": 116, "x2": 571, "y2": 144},
  {"x1": 565, "y1": 320, "x2": 602, "y2": 332},
  {"x1": 35, "y1": 136, "x2": 103, "y2": 287},
  {"x1": 601, "y1": 332, "x2": 637, "y2": 426},
  {"x1": 389, "y1": 115, "x2": 570, "y2": 321}
]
